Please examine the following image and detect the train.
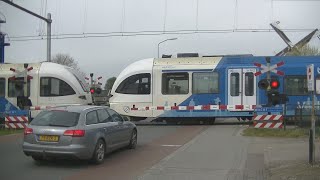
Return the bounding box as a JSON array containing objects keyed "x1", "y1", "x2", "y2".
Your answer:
[
  {"x1": 109, "y1": 55, "x2": 320, "y2": 123},
  {"x1": 0, "y1": 62, "x2": 93, "y2": 120}
]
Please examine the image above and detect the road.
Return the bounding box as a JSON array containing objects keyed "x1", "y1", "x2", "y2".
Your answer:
[
  {"x1": 1, "y1": 121, "x2": 318, "y2": 180},
  {"x1": 0, "y1": 125, "x2": 206, "y2": 180}
]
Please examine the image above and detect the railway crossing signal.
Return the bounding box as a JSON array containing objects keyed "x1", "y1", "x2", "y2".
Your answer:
[
  {"x1": 255, "y1": 57, "x2": 287, "y2": 106},
  {"x1": 258, "y1": 78, "x2": 280, "y2": 90},
  {"x1": 87, "y1": 73, "x2": 102, "y2": 95},
  {"x1": 9, "y1": 63, "x2": 34, "y2": 109},
  {"x1": 254, "y1": 61, "x2": 284, "y2": 77}
]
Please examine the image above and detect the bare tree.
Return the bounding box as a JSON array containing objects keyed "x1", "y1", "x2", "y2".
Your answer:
[
  {"x1": 52, "y1": 53, "x2": 79, "y2": 69},
  {"x1": 286, "y1": 44, "x2": 320, "y2": 56},
  {"x1": 52, "y1": 53, "x2": 86, "y2": 77},
  {"x1": 104, "y1": 77, "x2": 116, "y2": 91}
]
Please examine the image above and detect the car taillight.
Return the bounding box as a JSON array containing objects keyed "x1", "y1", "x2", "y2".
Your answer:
[
  {"x1": 24, "y1": 128, "x2": 33, "y2": 135},
  {"x1": 63, "y1": 130, "x2": 85, "y2": 137}
]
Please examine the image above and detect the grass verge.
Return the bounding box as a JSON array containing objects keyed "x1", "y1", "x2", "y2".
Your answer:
[
  {"x1": 242, "y1": 127, "x2": 320, "y2": 138},
  {"x1": 0, "y1": 128, "x2": 24, "y2": 136}
]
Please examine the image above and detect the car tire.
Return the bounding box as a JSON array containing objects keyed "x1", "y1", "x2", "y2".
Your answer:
[
  {"x1": 32, "y1": 155, "x2": 44, "y2": 161},
  {"x1": 128, "y1": 129, "x2": 137, "y2": 149},
  {"x1": 91, "y1": 139, "x2": 105, "y2": 164}
]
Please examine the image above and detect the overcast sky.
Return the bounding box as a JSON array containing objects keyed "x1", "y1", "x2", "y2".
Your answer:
[{"x1": 1, "y1": 0, "x2": 320, "y2": 85}]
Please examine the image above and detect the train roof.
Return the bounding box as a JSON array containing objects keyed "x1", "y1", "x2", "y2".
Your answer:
[
  {"x1": 0, "y1": 61, "x2": 69, "y2": 72},
  {"x1": 154, "y1": 57, "x2": 223, "y2": 65}
]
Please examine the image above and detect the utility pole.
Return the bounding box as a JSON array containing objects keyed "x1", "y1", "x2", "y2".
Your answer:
[
  {"x1": 307, "y1": 64, "x2": 315, "y2": 165},
  {"x1": 0, "y1": 0, "x2": 52, "y2": 62},
  {"x1": 0, "y1": 16, "x2": 10, "y2": 63}
]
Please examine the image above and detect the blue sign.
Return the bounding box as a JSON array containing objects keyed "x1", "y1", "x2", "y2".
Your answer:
[
  {"x1": 4, "y1": 110, "x2": 29, "y2": 116},
  {"x1": 255, "y1": 107, "x2": 283, "y2": 112}
]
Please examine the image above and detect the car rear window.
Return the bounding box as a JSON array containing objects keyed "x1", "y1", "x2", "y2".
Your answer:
[{"x1": 30, "y1": 111, "x2": 80, "y2": 127}]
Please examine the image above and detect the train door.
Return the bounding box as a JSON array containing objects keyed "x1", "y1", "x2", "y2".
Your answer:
[{"x1": 227, "y1": 68, "x2": 256, "y2": 108}]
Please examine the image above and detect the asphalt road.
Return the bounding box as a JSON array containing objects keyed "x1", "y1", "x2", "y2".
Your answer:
[{"x1": 0, "y1": 125, "x2": 206, "y2": 180}]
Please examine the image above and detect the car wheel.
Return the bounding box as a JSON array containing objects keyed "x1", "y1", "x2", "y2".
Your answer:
[
  {"x1": 128, "y1": 129, "x2": 137, "y2": 149},
  {"x1": 32, "y1": 155, "x2": 44, "y2": 161},
  {"x1": 91, "y1": 139, "x2": 105, "y2": 164}
]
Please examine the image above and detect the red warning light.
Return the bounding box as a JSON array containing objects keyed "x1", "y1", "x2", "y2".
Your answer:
[
  {"x1": 90, "y1": 88, "x2": 95, "y2": 94},
  {"x1": 270, "y1": 80, "x2": 280, "y2": 89}
]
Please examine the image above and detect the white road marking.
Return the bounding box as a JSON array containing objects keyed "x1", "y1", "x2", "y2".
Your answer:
[{"x1": 161, "y1": 144, "x2": 182, "y2": 147}]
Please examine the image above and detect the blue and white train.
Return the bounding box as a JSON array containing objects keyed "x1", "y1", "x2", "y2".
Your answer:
[{"x1": 109, "y1": 56, "x2": 320, "y2": 123}]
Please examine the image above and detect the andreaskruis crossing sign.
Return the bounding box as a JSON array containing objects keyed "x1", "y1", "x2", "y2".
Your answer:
[
  {"x1": 307, "y1": 64, "x2": 314, "y2": 91},
  {"x1": 254, "y1": 61, "x2": 284, "y2": 76}
]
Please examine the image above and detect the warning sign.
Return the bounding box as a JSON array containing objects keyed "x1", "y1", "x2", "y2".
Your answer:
[{"x1": 307, "y1": 64, "x2": 314, "y2": 91}]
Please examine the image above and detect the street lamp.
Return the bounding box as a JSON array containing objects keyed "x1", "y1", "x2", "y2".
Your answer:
[{"x1": 157, "y1": 38, "x2": 178, "y2": 58}]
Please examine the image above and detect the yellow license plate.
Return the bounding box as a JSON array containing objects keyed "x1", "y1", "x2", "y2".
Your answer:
[{"x1": 39, "y1": 135, "x2": 59, "y2": 142}]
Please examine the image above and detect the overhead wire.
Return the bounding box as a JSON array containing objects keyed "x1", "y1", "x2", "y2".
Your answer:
[
  {"x1": 38, "y1": 0, "x2": 43, "y2": 36},
  {"x1": 195, "y1": 0, "x2": 199, "y2": 31},
  {"x1": 8, "y1": 28, "x2": 319, "y2": 42},
  {"x1": 4, "y1": 0, "x2": 320, "y2": 43},
  {"x1": 121, "y1": 0, "x2": 126, "y2": 35},
  {"x1": 163, "y1": 0, "x2": 167, "y2": 32},
  {"x1": 83, "y1": 0, "x2": 88, "y2": 34},
  {"x1": 233, "y1": 0, "x2": 238, "y2": 30}
]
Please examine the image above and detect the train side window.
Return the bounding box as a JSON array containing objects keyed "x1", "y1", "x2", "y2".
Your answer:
[
  {"x1": 245, "y1": 72, "x2": 254, "y2": 96},
  {"x1": 284, "y1": 76, "x2": 308, "y2": 95},
  {"x1": 162, "y1": 73, "x2": 189, "y2": 95},
  {"x1": 192, "y1": 72, "x2": 219, "y2": 94},
  {"x1": 0, "y1": 78, "x2": 5, "y2": 97},
  {"x1": 40, "y1": 77, "x2": 76, "y2": 97},
  {"x1": 230, "y1": 73, "x2": 240, "y2": 96},
  {"x1": 8, "y1": 77, "x2": 30, "y2": 97},
  {"x1": 115, "y1": 73, "x2": 151, "y2": 94}
]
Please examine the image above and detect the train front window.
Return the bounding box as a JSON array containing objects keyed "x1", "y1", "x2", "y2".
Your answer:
[
  {"x1": 115, "y1": 73, "x2": 151, "y2": 94},
  {"x1": 0, "y1": 78, "x2": 5, "y2": 97},
  {"x1": 162, "y1": 73, "x2": 189, "y2": 95},
  {"x1": 40, "y1": 77, "x2": 76, "y2": 96},
  {"x1": 8, "y1": 78, "x2": 30, "y2": 97},
  {"x1": 68, "y1": 68, "x2": 90, "y2": 92},
  {"x1": 192, "y1": 72, "x2": 219, "y2": 94},
  {"x1": 284, "y1": 76, "x2": 308, "y2": 96}
]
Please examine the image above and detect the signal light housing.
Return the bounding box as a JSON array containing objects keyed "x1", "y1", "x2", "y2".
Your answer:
[
  {"x1": 89, "y1": 87, "x2": 102, "y2": 94},
  {"x1": 258, "y1": 79, "x2": 269, "y2": 90},
  {"x1": 258, "y1": 78, "x2": 280, "y2": 90},
  {"x1": 95, "y1": 87, "x2": 102, "y2": 94}
]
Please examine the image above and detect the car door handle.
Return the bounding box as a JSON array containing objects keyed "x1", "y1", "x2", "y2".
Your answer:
[{"x1": 104, "y1": 128, "x2": 107, "y2": 131}]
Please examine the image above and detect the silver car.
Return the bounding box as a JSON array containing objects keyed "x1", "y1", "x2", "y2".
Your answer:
[{"x1": 23, "y1": 105, "x2": 137, "y2": 164}]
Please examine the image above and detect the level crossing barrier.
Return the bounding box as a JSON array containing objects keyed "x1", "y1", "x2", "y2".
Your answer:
[
  {"x1": 253, "y1": 107, "x2": 283, "y2": 129},
  {"x1": 4, "y1": 110, "x2": 29, "y2": 129}
]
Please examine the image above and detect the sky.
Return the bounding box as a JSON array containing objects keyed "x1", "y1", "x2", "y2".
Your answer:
[{"x1": 1, "y1": 0, "x2": 320, "y2": 87}]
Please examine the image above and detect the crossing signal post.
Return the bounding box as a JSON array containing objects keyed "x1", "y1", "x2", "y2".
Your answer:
[
  {"x1": 255, "y1": 57, "x2": 287, "y2": 107},
  {"x1": 88, "y1": 73, "x2": 102, "y2": 95},
  {"x1": 307, "y1": 64, "x2": 316, "y2": 165}
]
